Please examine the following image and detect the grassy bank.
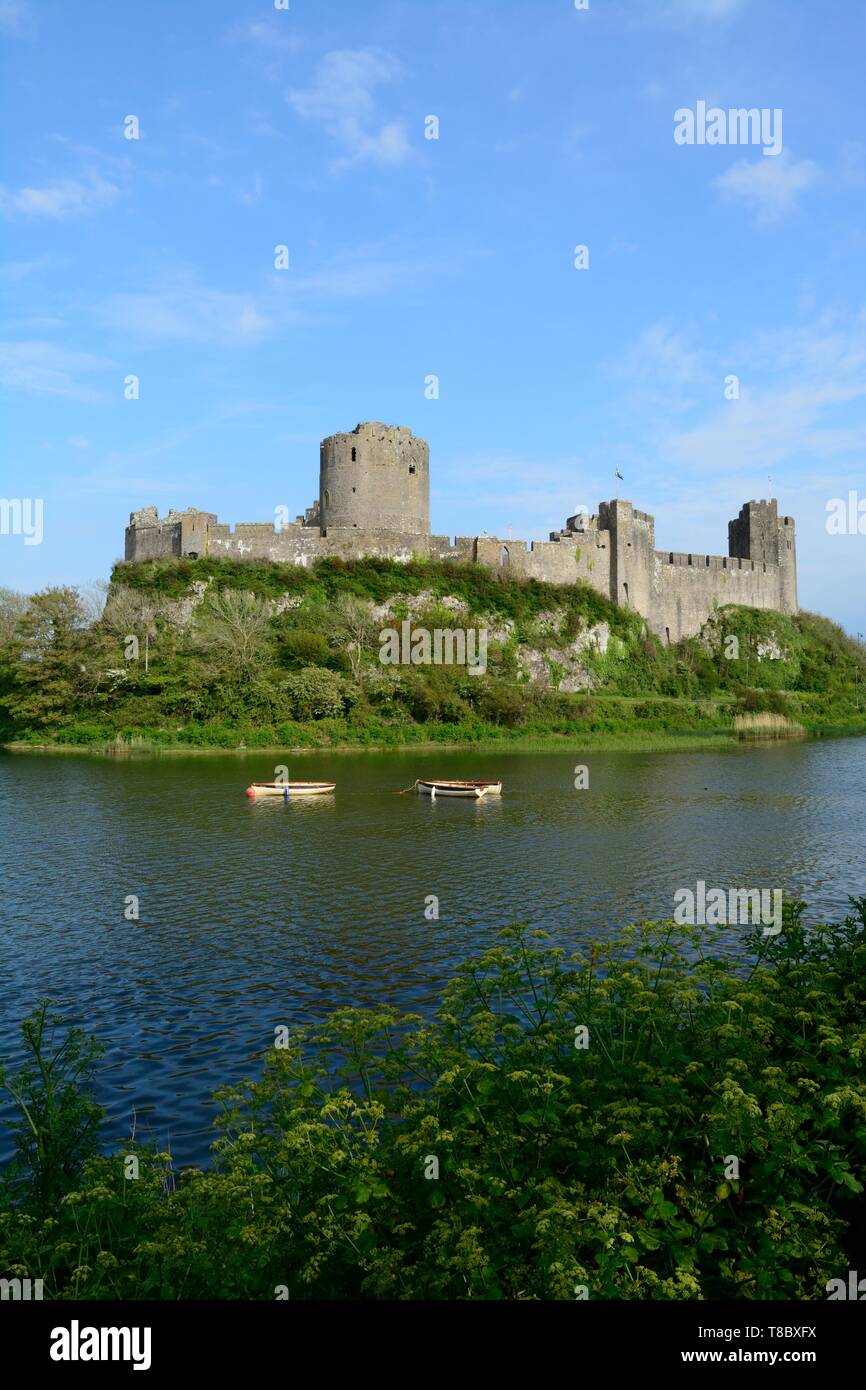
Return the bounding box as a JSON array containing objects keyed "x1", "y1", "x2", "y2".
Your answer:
[
  {"x1": 1, "y1": 902, "x2": 864, "y2": 1300},
  {"x1": 2, "y1": 558, "x2": 865, "y2": 753},
  {"x1": 2, "y1": 730, "x2": 744, "y2": 756}
]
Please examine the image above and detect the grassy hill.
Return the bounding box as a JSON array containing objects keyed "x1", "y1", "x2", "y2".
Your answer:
[{"x1": 1, "y1": 556, "x2": 864, "y2": 750}]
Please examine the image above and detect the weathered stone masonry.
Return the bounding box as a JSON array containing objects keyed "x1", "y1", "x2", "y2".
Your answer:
[{"x1": 125, "y1": 421, "x2": 797, "y2": 643}]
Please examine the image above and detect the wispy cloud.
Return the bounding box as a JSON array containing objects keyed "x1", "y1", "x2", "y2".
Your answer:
[
  {"x1": 0, "y1": 174, "x2": 119, "y2": 220},
  {"x1": 0, "y1": 340, "x2": 108, "y2": 401},
  {"x1": 226, "y1": 19, "x2": 302, "y2": 54},
  {"x1": 93, "y1": 241, "x2": 469, "y2": 346},
  {"x1": 713, "y1": 149, "x2": 819, "y2": 225},
  {"x1": 436, "y1": 451, "x2": 593, "y2": 539},
  {"x1": 223, "y1": 17, "x2": 304, "y2": 86},
  {"x1": 0, "y1": 0, "x2": 36, "y2": 36},
  {"x1": 612, "y1": 321, "x2": 709, "y2": 417},
  {"x1": 206, "y1": 172, "x2": 264, "y2": 205},
  {"x1": 668, "y1": 0, "x2": 745, "y2": 14},
  {"x1": 663, "y1": 312, "x2": 866, "y2": 477},
  {"x1": 99, "y1": 284, "x2": 273, "y2": 345},
  {"x1": 286, "y1": 49, "x2": 411, "y2": 168},
  {"x1": 66, "y1": 406, "x2": 273, "y2": 498},
  {"x1": 0, "y1": 255, "x2": 57, "y2": 285},
  {"x1": 630, "y1": 0, "x2": 746, "y2": 23},
  {"x1": 667, "y1": 380, "x2": 866, "y2": 478},
  {"x1": 239, "y1": 173, "x2": 263, "y2": 206},
  {"x1": 290, "y1": 242, "x2": 471, "y2": 299}
]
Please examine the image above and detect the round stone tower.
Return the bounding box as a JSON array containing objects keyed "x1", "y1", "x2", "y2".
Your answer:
[{"x1": 319, "y1": 422, "x2": 430, "y2": 535}]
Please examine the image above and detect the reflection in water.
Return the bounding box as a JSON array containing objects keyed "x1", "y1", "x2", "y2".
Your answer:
[
  {"x1": 1, "y1": 740, "x2": 863, "y2": 1164},
  {"x1": 245, "y1": 795, "x2": 338, "y2": 816}
]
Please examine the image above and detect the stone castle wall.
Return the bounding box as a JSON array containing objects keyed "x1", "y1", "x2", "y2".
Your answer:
[{"x1": 123, "y1": 423, "x2": 797, "y2": 643}]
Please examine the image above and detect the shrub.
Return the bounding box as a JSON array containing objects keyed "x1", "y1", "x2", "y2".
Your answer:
[
  {"x1": 282, "y1": 667, "x2": 346, "y2": 721},
  {"x1": 476, "y1": 681, "x2": 526, "y2": 727},
  {"x1": 1, "y1": 904, "x2": 865, "y2": 1299},
  {"x1": 736, "y1": 686, "x2": 790, "y2": 716},
  {"x1": 0, "y1": 1003, "x2": 105, "y2": 1214},
  {"x1": 276, "y1": 628, "x2": 331, "y2": 669}
]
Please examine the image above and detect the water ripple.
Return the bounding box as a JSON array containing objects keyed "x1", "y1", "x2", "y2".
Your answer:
[{"x1": 1, "y1": 741, "x2": 864, "y2": 1164}]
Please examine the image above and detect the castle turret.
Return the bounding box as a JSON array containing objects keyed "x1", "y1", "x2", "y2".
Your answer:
[
  {"x1": 728, "y1": 499, "x2": 797, "y2": 612},
  {"x1": 598, "y1": 498, "x2": 656, "y2": 616},
  {"x1": 318, "y1": 422, "x2": 430, "y2": 535}
]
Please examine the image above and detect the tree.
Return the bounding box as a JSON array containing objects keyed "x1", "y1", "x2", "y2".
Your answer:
[
  {"x1": 195, "y1": 588, "x2": 272, "y2": 673},
  {"x1": 102, "y1": 583, "x2": 159, "y2": 669},
  {"x1": 1, "y1": 587, "x2": 88, "y2": 728},
  {"x1": 331, "y1": 594, "x2": 375, "y2": 681},
  {"x1": 79, "y1": 579, "x2": 110, "y2": 626},
  {"x1": 0, "y1": 587, "x2": 29, "y2": 647}
]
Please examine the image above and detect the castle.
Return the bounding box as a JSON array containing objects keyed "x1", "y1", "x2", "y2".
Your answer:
[{"x1": 125, "y1": 421, "x2": 797, "y2": 644}]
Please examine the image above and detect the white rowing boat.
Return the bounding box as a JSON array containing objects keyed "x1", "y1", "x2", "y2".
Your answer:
[
  {"x1": 245, "y1": 782, "x2": 336, "y2": 798},
  {"x1": 415, "y1": 779, "x2": 502, "y2": 799}
]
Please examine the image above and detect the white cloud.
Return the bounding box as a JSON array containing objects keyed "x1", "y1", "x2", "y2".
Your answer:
[
  {"x1": 289, "y1": 241, "x2": 474, "y2": 300},
  {"x1": 286, "y1": 49, "x2": 411, "y2": 168},
  {"x1": 0, "y1": 175, "x2": 119, "y2": 220},
  {"x1": 0, "y1": 340, "x2": 107, "y2": 400},
  {"x1": 837, "y1": 141, "x2": 866, "y2": 189},
  {"x1": 71, "y1": 467, "x2": 195, "y2": 496},
  {"x1": 67, "y1": 435, "x2": 92, "y2": 450},
  {"x1": 238, "y1": 174, "x2": 263, "y2": 207},
  {"x1": 99, "y1": 285, "x2": 273, "y2": 345},
  {"x1": 666, "y1": 379, "x2": 866, "y2": 478},
  {"x1": 0, "y1": 255, "x2": 55, "y2": 284},
  {"x1": 0, "y1": 1, "x2": 35, "y2": 36},
  {"x1": 247, "y1": 113, "x2": 283, "y2": 139},
  {"x1": 91, "y1": 243, "x2": 469, "y2": 347},
  {"x1": 670, "y1": 0, "x2": 744, "y2": 14},
  {"x1": 226, "y1": 20, "x2": 301, "y2": 53},
  {"x1": 612, "y1": 309, "x2": 866, "y2": 499},
  {"x1": 621, "y1": 323, "x2": 705, "y2": 387},
  {"x1": 713, "y1": 149, "x2": 818, "y2": 225},
  {"x1": 612, "y1": 322, "x2": 709, "y2": 419},
  {"x1": 632, "y1": 0, "x2": 746, "y2": 21}
]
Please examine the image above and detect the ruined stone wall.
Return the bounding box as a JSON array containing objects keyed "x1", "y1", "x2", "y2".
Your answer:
[
  {"x1": 123, "y1": 481, "x2": 797, "y2": 646},
  {"x1": 125, "y1": 508, "x2": 182, "y2": 561},
  {"x1": 164, "y1": 519, "x2": 445, "y2": 568},
  {"x1": 466, "y1": 529, "x2": 613, "y2": 598},
  {"x1": 651, "y1": 551, "x2": 789, "y2": 644}
]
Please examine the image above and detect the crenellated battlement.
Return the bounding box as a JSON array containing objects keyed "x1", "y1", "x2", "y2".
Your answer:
[{"x1": 124, "y1": 422, "x2": 797, "y2": 641}]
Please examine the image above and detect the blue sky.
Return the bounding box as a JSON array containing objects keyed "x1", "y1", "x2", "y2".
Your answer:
[{"x1": 2, "y1": 0, "x2": 865, "y2": 631}]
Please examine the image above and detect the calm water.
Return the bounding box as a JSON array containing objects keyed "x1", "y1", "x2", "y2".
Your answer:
[{"x1": 1, "y1": 740, "x2": 864, "y2": 1165}]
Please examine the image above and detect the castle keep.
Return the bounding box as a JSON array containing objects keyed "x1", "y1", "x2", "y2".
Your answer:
[{"x1": 125, "y1": 421, "x2": 797, "y2": 643}]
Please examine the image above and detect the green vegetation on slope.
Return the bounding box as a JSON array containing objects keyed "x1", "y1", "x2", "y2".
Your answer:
[
  {"x1": 1, "y1": 902, "x2": 865, "y2": 1299},
  {"x1": 0, "y1": 558, "x2": 864, "y2": 749}
]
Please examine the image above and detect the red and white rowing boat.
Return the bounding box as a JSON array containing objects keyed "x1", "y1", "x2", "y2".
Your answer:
[{"x1": 245, "y1": 782, "x2": 336, "y2": 798}]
